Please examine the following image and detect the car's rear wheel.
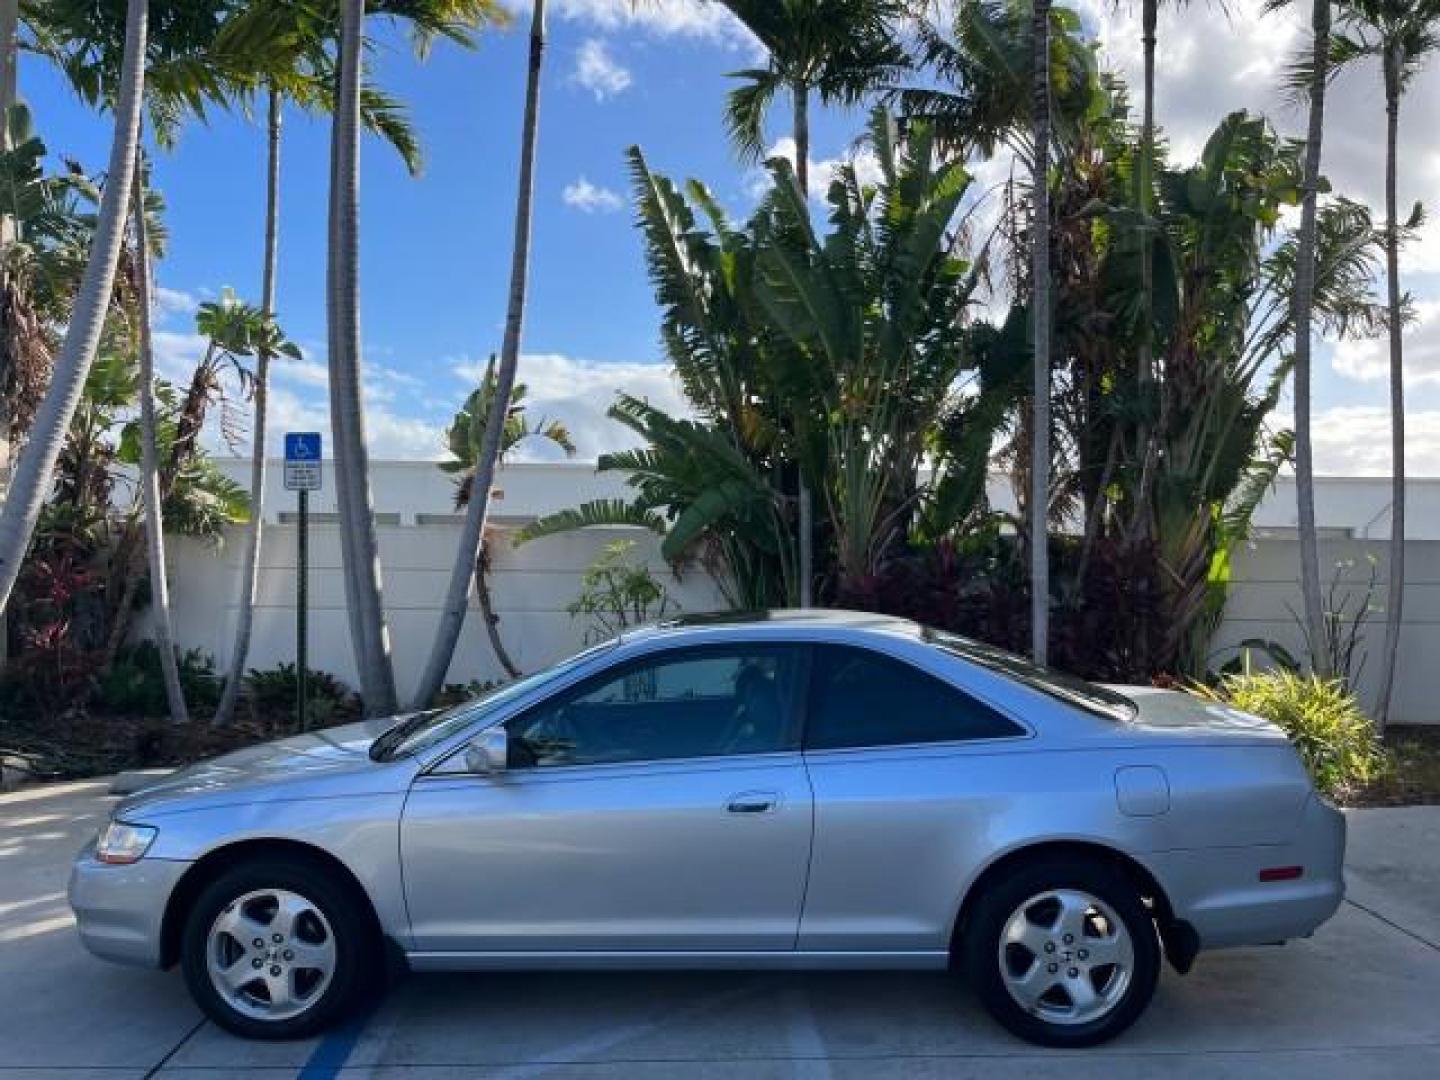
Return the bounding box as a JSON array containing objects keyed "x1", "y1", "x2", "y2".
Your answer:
[
  {"x1": 180, "y1": 858, "x2": 376, "y2": 1039},
  {"x1": 962, "y1": 856, "x2": 1160, "y2": 1047}
]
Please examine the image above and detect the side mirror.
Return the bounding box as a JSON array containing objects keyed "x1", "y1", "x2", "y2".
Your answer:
[{"x1": 463, "y1": 727, "x2": 508, "y2": 774}]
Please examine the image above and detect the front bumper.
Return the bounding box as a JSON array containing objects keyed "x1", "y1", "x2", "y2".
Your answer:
[
  {"x1": 67, "y1": 843, "x2": 190, "y2": 968},
  {"x1": 1150, "y1": 793, "x2": 1346, "y2": 951}
]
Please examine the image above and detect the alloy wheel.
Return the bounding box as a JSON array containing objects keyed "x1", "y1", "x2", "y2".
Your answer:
[
  {"x1": 205, "y1": 888, "x2": 337, "y2": 1022},
  {"x1": 996, "y1": 888, "x2": 1135, "y2": 1026}
]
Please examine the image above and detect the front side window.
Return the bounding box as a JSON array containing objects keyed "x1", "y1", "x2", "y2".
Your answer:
[
  {"x1": 370, "y1": 640, "x2": 618, "y2": 761},
  {"x1": 506, "y1": 647, "x2": 802, "y2": 768},
  {"x1": 807, "y1": 645, "x2": 1024, "y2": 751}
]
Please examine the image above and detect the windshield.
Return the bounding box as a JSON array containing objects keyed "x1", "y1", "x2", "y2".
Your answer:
[
  {"x1": 922, "y1": 628, "x2": 1138, "y2": 723},
  {"x1": 369, "y1": 640, "x2": 618, "y2": 762}
]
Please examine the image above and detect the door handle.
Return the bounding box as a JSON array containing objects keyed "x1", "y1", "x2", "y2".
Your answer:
[{"x1": 726, "y1": 791, "x2": 779, "y2": 815}]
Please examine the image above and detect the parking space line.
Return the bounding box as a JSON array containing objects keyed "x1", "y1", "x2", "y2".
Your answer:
[
  {"x1": 484, "y1": 979, "x2": 767, "y2": 1080},
  {"x1": 296, "y1": 997, "x2": 382, "y2": 1080},
  {"x1": 783, "y1": 984, "x2": 833, "y2": 1080},
  {"x1": 1344, "y1": 898, "x2": 1440, "y2": 952},
  {"x1": 143, "y1": 1018, "x2": 207, "y2": 1080}
]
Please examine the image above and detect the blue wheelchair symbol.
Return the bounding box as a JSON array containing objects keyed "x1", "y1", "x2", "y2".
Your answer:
[{"x1": 285, "y1": 432, "x2": 322, "y2": 462}]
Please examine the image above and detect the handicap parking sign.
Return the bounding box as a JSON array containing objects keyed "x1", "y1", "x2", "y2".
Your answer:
[{"x1": 284, "y1": 432, "x2": 322, "y2": 491}]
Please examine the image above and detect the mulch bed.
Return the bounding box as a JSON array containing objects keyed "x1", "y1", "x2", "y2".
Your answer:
[
  {"x1": 1344, "y1": 726, "x2": 1440, "y2": 808},
  {"x1": 1, "y1": 710, "x2": 283, "y2": 782}
]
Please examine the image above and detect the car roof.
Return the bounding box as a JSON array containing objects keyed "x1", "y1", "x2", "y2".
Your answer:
[{"x1": 617, "y1": 609, "x2": 924, "y2": 646}]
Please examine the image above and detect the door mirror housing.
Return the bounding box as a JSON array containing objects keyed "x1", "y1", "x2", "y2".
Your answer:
[{"x1": 464, "y1": 727, "x2": 508, "y2": 774}]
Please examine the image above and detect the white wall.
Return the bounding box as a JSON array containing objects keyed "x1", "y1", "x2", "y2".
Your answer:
[
  {"x1": 147, "y1": 462, "x2": 1438, "y2": 722},
  {"x1": 155, "y1": 461, "x2": 726, "y2": 706},
  {"x1": 1215, "y1": 536, "x2": 1436, "y2": 725}
]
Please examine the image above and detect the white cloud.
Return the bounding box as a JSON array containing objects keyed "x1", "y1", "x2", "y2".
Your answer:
[
  {"x1": 562, "y1": 176, "x2": 624, "y2": 213},
  {"x1": 270, "y1": 356, "x2": 330, "y2": 389},
  {"x1": 1401, "y1": 215, "x2": 1440, "y2": 278},
  {"x1": 245, "y1": 386, "x2": 446, "y2": 461},
  {"x1": 1333, "y1": 301, "x2": 1440, "y2": 385},
  {"x1": 153, "y1": 285, "x2": 200, "y2": 326},
  {"x1": 543, "y1": 0, "x2": 751, "y2": 45},
  {"x1": 573, "y1": 38, "x2": 631, "y2": 100},
  {"x1": 1073, "y1": 0, "x2": 1307, "y2": 161},
  {"x1": 747, "y1": 137, "x2": 884, "y2": 204},
  {"x1": 157, "y1": 309, "x2": 443, "y2": 459},
  {"x1": 1073, "y1": 0, "x2": 1440, "y2": 247},
  {"x1": 151, "y1": 328, "x2": 207, "y2": 384},
  {"x1": 450, "y1": 352, "x2": 691, "y2": 461},
  {"x1": 1290, "y1": 406, "x2": 1440, "y2": 477}
]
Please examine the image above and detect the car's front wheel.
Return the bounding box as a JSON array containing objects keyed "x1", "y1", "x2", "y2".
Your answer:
[
  {"x1": 180, "y1": 857, "x2": 376, "y2": 1039},
  {"x1": 962, "y1": 856, "x2": 1160, "y2": 1047}
]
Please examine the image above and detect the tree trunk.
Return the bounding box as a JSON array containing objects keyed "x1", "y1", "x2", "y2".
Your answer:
[
  {"x1": 1030, "y1": 0, "x2": 1053, "y2": 665},
  {"x1": 325, "y1": 16, "x2": 365, "y2": 677},
  {"x1": 476, "y1": 539, "x2": 520, "y2": 680},
  {"x1": 131, "y1": 159, "x2": 189, "y2": 725},
  {"x1": 1376, "y1": 52, "x2": 1404, "y2": 730},
  {"x1": 0, "y1": 0, "x2": 147, "y2": 616},
  {"x1": 1293, "y1": 0, "x2": 1331, "y2": 677},
  {"x1": 792, "y1": 80, "x2": 813, "y2": 608},
  {"x1": 412, "y1": 0, "x2": 546, "y2": 707},
  {"x1": 1130, "y1": 0, "x2": 1157, "y2": 545},
  {"x1": 329, "y1": 0, "x2": 398, "y2": 715},
  {"x1": 215, "y1": 86, "x2": 282, "y2": 726}
]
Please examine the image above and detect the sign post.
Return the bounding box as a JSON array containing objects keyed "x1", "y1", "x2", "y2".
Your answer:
[{"x1": 283, "y1": 433, "x2": 322, "y2": 731}]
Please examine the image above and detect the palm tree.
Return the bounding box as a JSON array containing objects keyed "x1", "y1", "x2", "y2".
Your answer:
[
  {"x1": 211, "y1": 12, "x2": 439, "y2": 726},
  {"x1": 893, "y1": 1, "x2": 1100, "y2": 664},
  {"x1": 411, "y1": 0, "x2": 546, "y2": 708},
  {"x1": 213, "y1": 87, "x2": 283, "y2": 728},
  {"x1": 1126, "y1": 1, "x2": 1214, "y2": 542},
  {"x1": 1330, "y1": 1, "x2": 1440, "y2": 726},
  {"x1": 897, "y1": 1, "x2": 1100, "y2": 164},
  {"x1": 102, "y1": 285, "x2": 288, "y2": 674},
  {"x1": 0, "y1": 0, "x2": 146, "y2": 617},
  {"x1": 440, "y1": 357, "x2": 574, "y2": 681},
  {"x1": 211, "y1": 0, "x2": 491, "y2": 715},
  {"x1": 1268, "y1": 0, "x2": 1333, "y2": 677},
  {"x1": 128, "y1": 156, "x2": 187, "y2": 724},
  {"x1": 1030, "y1": 0, "x2": 1053, "y2": 664},
  {"x1": 717, "y1": 0, "x2": 909, "y2": 607},
  {"x1": 328, "y1": 0, "x2": 399, "y2": 714}
]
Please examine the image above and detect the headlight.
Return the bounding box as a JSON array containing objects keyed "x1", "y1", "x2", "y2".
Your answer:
[{"x1": 95, "y1": 821, "x2": 157, "y2": 865}]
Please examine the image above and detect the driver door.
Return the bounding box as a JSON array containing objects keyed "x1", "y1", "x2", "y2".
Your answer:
[{"x1": 400, "y1": 644, "x2": 814, "y2": 955}]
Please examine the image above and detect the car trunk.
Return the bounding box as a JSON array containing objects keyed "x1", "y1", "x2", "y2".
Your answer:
[{"x1": 1106, "y1": 686, "x2": 1291, "y2": 747}]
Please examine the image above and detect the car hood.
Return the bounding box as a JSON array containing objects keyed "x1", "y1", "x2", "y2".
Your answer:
[
  {"x1": 115, "y1": 716, "x2": 413, "y2": 819},
  {"x1": 1106, "y1": 685, "x2": 1288, "y2": 744}
]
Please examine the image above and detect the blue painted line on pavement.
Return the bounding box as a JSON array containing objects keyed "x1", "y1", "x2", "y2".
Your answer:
[{"x1": 296, "y1": 997, "x2": 380, "y2": 1080}]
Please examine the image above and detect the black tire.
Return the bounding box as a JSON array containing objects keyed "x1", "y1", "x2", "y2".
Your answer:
[
  {"x1": 962, "y1": 856, "x2": 1161, "y2": 1048},
  {"x1": 180, "y1": 856, "x2": 378, "y2": 1040}
]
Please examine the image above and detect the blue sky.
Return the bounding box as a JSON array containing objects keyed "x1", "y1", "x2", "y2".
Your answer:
[{"x1": 23, "y1": 0, "x2": 1440, "y2": 473}]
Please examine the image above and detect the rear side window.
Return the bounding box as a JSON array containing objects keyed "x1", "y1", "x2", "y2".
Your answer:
[{"x1": 806, "y1": 645, "x2": 1025, "y2": 751}]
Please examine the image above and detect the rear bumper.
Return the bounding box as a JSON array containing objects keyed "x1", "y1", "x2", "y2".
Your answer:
[
  {"x1": 1150, "y1": 793, "x2": 1346, "y2": 951},
  {"x1": 67, "y1": 844, "x2": 190, "y2": 968}
]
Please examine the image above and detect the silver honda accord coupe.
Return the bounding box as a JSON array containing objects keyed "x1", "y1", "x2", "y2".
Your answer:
[{"x1": 69, "y1": 611, "x2": 1345, "y2": 1047}]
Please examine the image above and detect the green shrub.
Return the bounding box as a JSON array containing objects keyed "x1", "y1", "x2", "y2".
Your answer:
[
  {"x1": 567, "y1": 541, "x2": 676, "y2": 644},
  {"x1": 93, "y1": 644, "x2": 221, "y2": 716},
  {"x1": 244, "y1": 663, "x2": 356, "y2": 730},
  {"x1": 1196, "y1": 671, "x2": 1384, "y2": 796}
]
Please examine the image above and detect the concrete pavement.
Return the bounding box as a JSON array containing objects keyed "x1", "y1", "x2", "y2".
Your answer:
[{"x1": 2, "y1": 781, "x2": 1438, "y2": 1078}]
